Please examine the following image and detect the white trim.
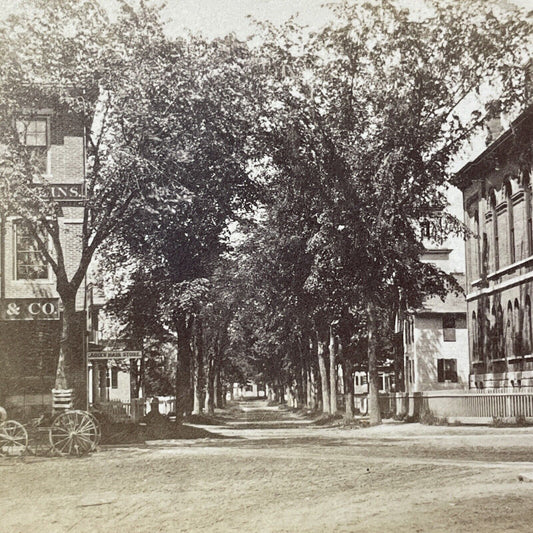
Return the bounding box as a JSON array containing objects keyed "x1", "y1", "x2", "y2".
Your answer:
[
  {"x1": 467, "y1": 269, "x2": 533, "y2": 301},
  {"x1": 471, "y1": 255, "x2": 533, "y2": 289}
]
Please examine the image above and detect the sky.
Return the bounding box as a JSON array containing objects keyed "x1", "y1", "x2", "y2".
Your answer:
[{"x1": 2, "y1": 0, "x2": 531, "y2": 38}]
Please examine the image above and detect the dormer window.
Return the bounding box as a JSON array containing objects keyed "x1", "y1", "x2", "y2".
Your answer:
[{"x1": 15, "y1": 117, "x2": 49, "y2": 175}]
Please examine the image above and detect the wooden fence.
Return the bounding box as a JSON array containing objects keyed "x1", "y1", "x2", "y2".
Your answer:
[
  {"x1": 96, "y1": 397, "x2": 176, "y2": 422},
  {"x1": 376, "y1": 390, "x2": 533, "y2": 422},
  {"x1": 96, "y1": 398, "x2": 147, "y2": 422}
]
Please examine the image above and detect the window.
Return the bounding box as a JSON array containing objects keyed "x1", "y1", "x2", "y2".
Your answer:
[
  {"x1": 506, "y1": 301, "x2": 514, "y2": 359},
  {"x1": 490, "y1": 190, "x2": 499, "y2": 270},
  {"x1": 111, "y1": 367, "x2": 118, "y2": 389},
  {"x1": 437, "y1": 358, "x2": 458, "y2": 382},
  {"x1": 525, "y1": 296, "x2": 532, "y2": 355},
  {"x1": 14, "y1": 222, "x2": 48, "y2": 280},
  {"x1": 407, "y1": 359, "x2": 414, "y2": 384},
  {"x1": 474, "y1": 211, "x2": 481, "y2": 278},
  {"x1": 15, "y1": 117, "x2": 49, "y2": 174},
  {"x1": 496, "y1": 305, "x2": 504, "y2": 359},
  {"x1": 471, "y1": 311, "x2": 478, "y2": 361},
  {"x1": 443, "y1": 315, "x2": 456, "y2": 342},
  {"x1": 505, "y1": 181, "x2": 515, "y2": 264},
  {"x1": 524, "y1": 171, "x2": 533, "y2": 256}
]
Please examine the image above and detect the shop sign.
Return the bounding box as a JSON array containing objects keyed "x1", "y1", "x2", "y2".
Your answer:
[
  {"x1": 88, "y1": 351, "x2": 142, "y2": 360},
  {"x1": 32, "y1": 183, "x2": 85, "y2": 206},
  {"x1": 49, "y1": 183, "x2": 84, "y2": 202},
  {"x1": 1, "y1": 298, "x2": 60, "y2": 320}
]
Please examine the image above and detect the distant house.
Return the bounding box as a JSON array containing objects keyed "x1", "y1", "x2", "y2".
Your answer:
[
  {"x1": 87, "y1": 284, "x2": 135, "y2": 405},
  {"x1": 86, "y1": 284, "x2": 134, "y2": 405},
  {"x1": 402, "y1": 188, "x2": 469, "y2": 393},
  {"x1": 455, "y1": 104, "x2": 533, "y2": 389}
]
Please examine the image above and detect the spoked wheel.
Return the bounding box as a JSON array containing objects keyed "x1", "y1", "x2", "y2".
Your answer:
[
  {"x1": 49, "y1": 410, "x2": 99, "y2": 456},
  {"x1": 86, "y1": 412, "x2": 101, "y2": 449},
  {"x1": 0, "y1": 421, "x2": 28, "y2": 456}
]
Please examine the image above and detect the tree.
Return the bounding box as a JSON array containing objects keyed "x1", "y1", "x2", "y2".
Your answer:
[
  {"x1": 247, "y1": 0, "x2": 532, "y2": 424},
  {"x1": 97, "y1": 32, "x2": 259, "y2": 418},
  {"x1": 0, "y1": 0, "x2": 218, "y2": 404}
]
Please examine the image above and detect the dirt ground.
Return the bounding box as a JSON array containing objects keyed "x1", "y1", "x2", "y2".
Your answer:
[{"x1": 3, "y1": 401, "x2": 533, "y2": 533}]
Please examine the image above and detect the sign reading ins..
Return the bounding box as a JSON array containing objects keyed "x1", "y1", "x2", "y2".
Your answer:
[
  {"x1": 32, "y1": 183, "x2": 85, "y2": 205},
  {"x1": 88, "y1": 351, "x2": 142, "y2": 360},
  {"x1": 49, "y1": 184, "x2": 84, "y2": 201},
  {"x1": 1, "y1": 298, "x2": 60, "y2": 320}
]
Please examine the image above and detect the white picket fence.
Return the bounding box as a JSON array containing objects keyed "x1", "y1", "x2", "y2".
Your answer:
[
  {"x1": 96, "y1": 397, "x2": 176, "y2": 422},
  {"x1": 376, "y1": 390, "x2": 533, "y2": 421}
]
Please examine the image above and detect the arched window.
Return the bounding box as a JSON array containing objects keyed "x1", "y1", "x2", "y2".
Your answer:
[
  {"x1": 506, "y1": 301, "x2": 514, "y2": 359},
  {"x1": 523, "y1": 171, "x2": 533, "y2": 256},
  {"x1": 514, "y1": 299, "x2": 522, "y2": 357},
  {"x1": 472, "y1": 311, "x2": 478, "y2": 362},
  {"x1": 505, "y1": 181, "x2": 515, "y2": 264},
  {"x1": 474, "y1": 210, "x2": 481, "y2": 278},
  {"x1": 524, "y1": 295, "x2": 532, "y2": 356},
  {"x1": 490, "y1": 306, "x2": 497, "y2": 360},
  {"x1": 490, "y1": 190, "x2": 499, "y2": 271},
  {"x1": 496, "y1": 304, "x2": 504, "y2": 359}
]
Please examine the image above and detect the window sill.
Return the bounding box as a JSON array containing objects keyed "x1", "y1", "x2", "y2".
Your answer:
[{"x1": 12, "y1": 279, "x2": 52, "y2": 283}]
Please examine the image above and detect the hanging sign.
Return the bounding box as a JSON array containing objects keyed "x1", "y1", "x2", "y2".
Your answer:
[
  {"x1": 88, "y1": 351, "x2": 142, "y2": 360},
  {"x1": 1, "y1": 298, "x2": 60, "y2": 320}
]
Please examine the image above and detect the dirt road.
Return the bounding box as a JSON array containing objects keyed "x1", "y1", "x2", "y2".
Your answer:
[{"x1": 3, "y1": 400, "x2": 533, "y2": 532}]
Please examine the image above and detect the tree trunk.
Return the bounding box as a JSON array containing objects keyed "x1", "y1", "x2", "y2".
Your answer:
[
  {"x1": 367, "y1": 301, "x2": 382, "y2": 426},
  {"x1": 342, "y1": 358, "x2": 355, "y2": 421},
  {"x1": 316, "y1": 327, "x2": 330, "y2": 414},
  {"x1": 204, "y1": 352, "x2": 216, "y2": 415},
  {"x1": 192, "y1": 317, "x2": 204, "y2": 415},
  {"x1": 297, "y1": 335, "x2": 307, "y2": 408},
  {"x1": 55, "y1": 293, "x2": 86, "y2": 409},
  {"x1": 175, "y1": 314, "x2": 193, "y2": 420},
  {"x1": 307, "y1": 365, "x2": 317, "y2": 410},
  {"x1": 215, "y1": 368, "x2": 224, "y2": 408},
  {"x1": 329, "y1": 324, "x2": 337, "y2": 414}
]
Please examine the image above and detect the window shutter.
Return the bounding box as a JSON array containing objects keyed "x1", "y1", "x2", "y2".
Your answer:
[{"x1": 437, "y1": 359, "x2": 444, "y2": 382}]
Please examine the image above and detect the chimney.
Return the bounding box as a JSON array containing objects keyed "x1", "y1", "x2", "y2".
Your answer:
[
  {"x1": 525, "y1": 58, "x2": 533, "y2": 104},
  {"x1": 485, "y1": 100, "x2": 503, "y2": 146}
]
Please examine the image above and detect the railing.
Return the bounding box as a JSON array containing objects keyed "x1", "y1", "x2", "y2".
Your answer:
[
  {"x1": 95, "y1": 398, "x2": 147, "y2": 422},
  {"x1": 375, "y1": 390, "x2": 533, "y2": 421},
  {"x1": 94, "y1": 397, "x2": 177, "y2": 422}
]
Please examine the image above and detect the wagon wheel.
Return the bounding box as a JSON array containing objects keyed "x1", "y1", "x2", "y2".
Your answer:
[
  {"x1": 0, "y1": 421, "x2": 28, "y2": 456},
  {"x1": 86, "y1": 411, "x2": 101, "y2": 448},
  {"x1": 49, "y1": 410, "x2": 98, "y2": 456}
]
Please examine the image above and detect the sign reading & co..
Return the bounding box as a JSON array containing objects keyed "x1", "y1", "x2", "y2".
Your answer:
[{"x1": 1, "y1": 299, "x2": 60, "y2": 320}]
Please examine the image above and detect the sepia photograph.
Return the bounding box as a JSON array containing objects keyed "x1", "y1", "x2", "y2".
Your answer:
[{"x1": 1, "y1": 0, "x2": 533, "y2": 531}]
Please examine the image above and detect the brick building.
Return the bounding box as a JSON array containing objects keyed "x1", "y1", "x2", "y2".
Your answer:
[
  {"x1": 0, "y1": 106, "x2": 87, "y2": 414},
  {"x1": 456, "y1": 104, "x2": 533, "y2": 389}
]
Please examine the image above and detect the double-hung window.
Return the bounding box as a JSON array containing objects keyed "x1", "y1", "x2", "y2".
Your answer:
[
  {"x1": 437, "y1": 358, "x2": 458, "y2": 383},
  {"x1": 16, "y1": 117, "x2": 49, "y2": 175},
  {"x1": 14, "y1": 222, "x2": 48, "y2": 280},
  {"x1": 443, "y1": 315, "x2": 456, "y2": 342}
]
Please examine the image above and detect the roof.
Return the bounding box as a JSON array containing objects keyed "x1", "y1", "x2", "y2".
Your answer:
[
  {"x1": 453, "y1": 103, "x2": 533, "y2": 190},
  {"x1": 417, "y1": 274, "x2": 467, "y2": 314}
]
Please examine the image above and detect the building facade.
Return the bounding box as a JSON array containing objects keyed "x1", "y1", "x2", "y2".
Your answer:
[
  {"x1": 0, "y1": 106, "x2": 87, "y2": 414},
  {"x1": 86, "y1": 284, "x2": 133, "y2": 406},
  {"x1": 457, "y1": 105, "x2": 533, "y2": 389},
  {"x1": 402, "y1": 187, "x2": 469, "y2": 393}
]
